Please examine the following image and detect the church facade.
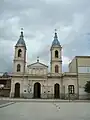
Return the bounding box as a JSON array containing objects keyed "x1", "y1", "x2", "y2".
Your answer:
[{"x1": 10, "y1": 30, "x2": 90, "y2": 99}]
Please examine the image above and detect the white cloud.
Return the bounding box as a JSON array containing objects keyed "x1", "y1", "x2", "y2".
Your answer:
[{"x1": 0, "y1": 0, "x2": 90, "y2": 72}]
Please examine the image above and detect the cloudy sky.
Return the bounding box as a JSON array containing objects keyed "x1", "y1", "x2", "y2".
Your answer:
[{"x1": 0, "y1": 0, "x2": 90, "y2": 73}]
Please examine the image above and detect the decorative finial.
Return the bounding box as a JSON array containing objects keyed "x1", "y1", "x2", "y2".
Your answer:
[
  {"x1": 37, "y1": 56, "x2": 39, "y2": 62},
  {"x1": 21, "y1": 28, "x2": 23, "y2": 31},
  {"x1": 54, "y1": 29, "x2": 58, "y2": 38},
  {"x1": 20, "y1": 28, "x2": 24, "y2": 37}
]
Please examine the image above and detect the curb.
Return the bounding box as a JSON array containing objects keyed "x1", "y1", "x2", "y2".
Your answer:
[
  {"x1": 0, "y1": 102, "x2": 15, "y2": 108},
  {"x1": 0, "y1": 98, "x2": 90, "y2": 103},
  {"x1": 1, "y1": 100, "x2": 90, "y2": 103},
  {"x1": 9, "y1": 100, "x2": 70, "y2": 103},
  {"x1": 13, "y1": 100, "x2": 90, "y2": 103}
]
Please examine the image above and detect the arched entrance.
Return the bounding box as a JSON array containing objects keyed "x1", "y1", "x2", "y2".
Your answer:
[
  {"x1": 34, "y1": 82, "x2": 41, "y2": 98},
  {"x1": 14, "y1": 83, "x2": 20, "y2": 98},
  {"x1": 54, "y1": 83, "x2": 60, "y2": 98}
]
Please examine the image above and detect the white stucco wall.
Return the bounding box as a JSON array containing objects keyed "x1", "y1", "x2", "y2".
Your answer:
[{"x1": 63, "y1": 76, "x2": 77, "y2": 94}]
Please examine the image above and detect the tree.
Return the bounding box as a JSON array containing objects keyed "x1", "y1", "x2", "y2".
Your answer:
[{"x1": 84, "y1": 81, "x2": 90, "y2": 93}]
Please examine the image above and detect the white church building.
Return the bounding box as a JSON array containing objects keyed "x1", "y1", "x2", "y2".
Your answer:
[{"x1": 10, "y1": 30, "x2": 90, "y2": 99}]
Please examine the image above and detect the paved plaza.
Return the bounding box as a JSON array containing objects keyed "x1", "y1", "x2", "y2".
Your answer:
[{"x1": 0, "y1": 101, "x2": 90, "y2": 120}]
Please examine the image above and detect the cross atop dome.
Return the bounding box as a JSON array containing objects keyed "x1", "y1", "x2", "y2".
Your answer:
[
  {"x1": 20, "y1": 28, "x2": 24, "y2": 37},
  {"x1": 55, "y1": 29, "x2": 57, "y2": 33},
  {"x1": 37, "y1": 56, "x2": 39, "y2": 62},
  {"x1": 54, "y1": 29, "x2": 58, "y2": 39},
  {"x1": 21, "y1": 28, "x2": 23, "y2": 31}
]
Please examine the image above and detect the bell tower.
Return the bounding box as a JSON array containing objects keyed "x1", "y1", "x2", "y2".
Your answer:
[
  {"x1": 13, "y1": 28, "x2": 26, "y2": 73},
  {"x1": 50, "y1": 30, "x2": 62, "y2": 74}
]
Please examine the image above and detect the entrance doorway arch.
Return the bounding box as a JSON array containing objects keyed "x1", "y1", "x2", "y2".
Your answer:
[
  {"x1": 54, "y1": 83, "x2": 60, "y2": 98},
  {"x1": 14, "y1": 83, "x2": 20, "y2": 98},
  {"x1": 34, "y1": 82, "x2": 41, "y2": 98}
]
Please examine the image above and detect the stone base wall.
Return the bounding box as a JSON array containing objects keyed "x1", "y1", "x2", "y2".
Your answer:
[
  {"x1": 10, "y1": 93, "x2": 90, "y2": 100},
  {"x1": 41, "y1": 93, "x2": 48, "y2": 99},
  {"x1": 21, "y1": 93, "x2": 33, "y2": 99},
  {"x1": 0, "y1": 89, "x2": 10, "y2": 97},
  {"x1": 10, "y1": 93, "x2": 14, "y2": 98},
  {"x1": 65, "y1": 93, "x2": 78, "y2": 100},
  {"x1": 79, "y1": 94, "x2": 90, "y2": 100}
]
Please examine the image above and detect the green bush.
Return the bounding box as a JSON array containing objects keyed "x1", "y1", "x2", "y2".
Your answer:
[{"x1": 84, "y1": 81, "x2": 90, "y2": 93}]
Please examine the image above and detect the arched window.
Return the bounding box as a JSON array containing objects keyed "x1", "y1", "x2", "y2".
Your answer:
[
  {"x1": 17, "y1": 64, "x2": 21, "y2": 72},
  {"x1": 55, "y1": 65, "x2": 59, "y2": 73},
  {"x1": 55, "y1": 50, "x2": 58, "y2": 58},
  {"x1": 18, "y1": 49, "x2": 22, "y2": 57},
  {"x1": 68, "y1": 85, "x2": 75, "y2": 94}
]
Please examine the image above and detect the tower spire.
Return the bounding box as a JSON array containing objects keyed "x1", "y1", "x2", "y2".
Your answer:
[
  {"x1": 15, "y1": 28, "x2": 26, "y2": 49},
  {"x1": 51, "y1": 29, "x2": 60, "y2": 47}
]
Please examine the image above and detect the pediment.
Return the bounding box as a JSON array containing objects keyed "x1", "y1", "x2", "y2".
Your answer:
[{"x1": 27, "y1": 62, "x2": 48, "y2": 68}]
